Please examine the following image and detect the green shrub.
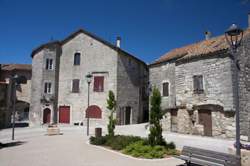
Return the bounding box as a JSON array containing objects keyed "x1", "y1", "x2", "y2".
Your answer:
[
  {"x1": 165, "y1": 141, "x2": 176, "y2": 150},
  {"x1": 105, "y1": 135, "x2": 143, "y2": 150},
  {"x1": 89, "y1": 136, "x2": 107, "y2": 145},
  {"x1": 122, "y1": 141, "x2": 166, "y2": 159},
  {"x1": 165, "y1": 149, "x2": 179, "y2": 155}
]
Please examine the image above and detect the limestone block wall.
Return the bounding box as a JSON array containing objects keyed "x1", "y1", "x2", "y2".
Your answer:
[
  {"x1": 116, "y1": 52, "x2": 147, "y2": 124},
  {"x1": 237, "y1": 33, "x2": 250, "y2": 141},
  {"x1": 58, "y1": 33, "x2": 117, "y2": 125},
  {"x1": 149, "y1": 61, "x2": 176, "y2": 110},
  {"x1": 175, "y1": 55, "x2": 234, "y2": 111},
  {"x1": 161, "y1": 112, "x2": 171, "y2": 131},
  {"x1": 211, "y1": 111, "x2": 235, "y2": 139},
  {"x1": 30, "y1": 44, "x2": 61, "y2": 126},
  {"x1": 177, "y1": 108, "x2": 192, "y2": 134},
  {"x1": 30, "y1": 51, "x2": 44, "y2": 126}
]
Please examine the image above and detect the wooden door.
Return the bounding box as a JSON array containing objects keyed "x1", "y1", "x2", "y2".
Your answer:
[
  {"x1": 59, "y1": 106, "x2": 70, "y2": 123},
  {"x1": 199, "y1": 110, "x2": 212, "y2": 136},
  {"x1": 43, "y1": 108, "x2": 51, "y2": 124}
]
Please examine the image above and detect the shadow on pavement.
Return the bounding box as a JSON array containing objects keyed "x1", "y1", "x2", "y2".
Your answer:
[{"x1": 0, "y1": 141, "x2": 26, "y2": 149}]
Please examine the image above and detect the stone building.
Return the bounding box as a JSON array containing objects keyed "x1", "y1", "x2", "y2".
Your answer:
[
  {"x1": 29, "y1": 29, "x2": 148, "y2": 127},
  {"x1": 149, "y1": 25, "x2": 250, "y2": 140},
  {"x1": 0, "y1": 64, "x2": 31, "y2": 128}
]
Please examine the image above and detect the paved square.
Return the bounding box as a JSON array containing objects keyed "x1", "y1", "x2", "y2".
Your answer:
[{"x1": 0, "y1": 126, "x2": 184, "y2": 166}]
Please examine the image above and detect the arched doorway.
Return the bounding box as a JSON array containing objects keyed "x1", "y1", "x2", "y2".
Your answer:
[
  {"x1": 15, "y1": 100, "x2": 30, "y2": 121},
  {"x1": 43, "y1": 108, "x2": 51, "y2": 124},
  {"x1": 85, "y1": 105, "x2": 102, "y2": 119}
]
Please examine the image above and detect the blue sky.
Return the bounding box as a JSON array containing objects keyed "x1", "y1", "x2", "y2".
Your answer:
[{"x1": 0, "y1": 0, "x2": 250, "y2": 64}]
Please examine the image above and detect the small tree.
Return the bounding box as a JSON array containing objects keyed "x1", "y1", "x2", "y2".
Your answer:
[
  {"x1": 107, "y1": 90, "x2": 116, "y2": 137},
  {"x1": 148, "y1": 87, "x2": 164, "y2": 146}
]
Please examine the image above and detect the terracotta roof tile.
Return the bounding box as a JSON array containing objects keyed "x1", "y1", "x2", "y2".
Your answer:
[
  {"x1": 151, "y1": 28, "x2": 250, "y2": 65},
  {"x1": 1, "y1": 64, "x2": 31, "y2": 71}
]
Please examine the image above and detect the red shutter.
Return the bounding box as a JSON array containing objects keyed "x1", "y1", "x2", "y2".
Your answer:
[{"x1": 94, "y1": 76, "x2": 104, "y2": 92}]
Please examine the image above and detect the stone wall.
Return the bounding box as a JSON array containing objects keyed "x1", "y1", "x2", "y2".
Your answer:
[
  {"x1": 30, "y1": 50, "x2": 44, "y2": 126},
  {"x1": 161, "y1": 111, "x2": 171, "y2": 131},
  {"x1": 238, "y1": 32, "x2": 250, "y2": 141},
  {"x1": 116, "y1": 52, "x2": 148, "y2": 124},
  {"x1": 58, "y1": 33, "x2": 118, "y2": 126},
  {"x1": 0, "y1": 83, "x2": 10, "y2": 128},
  {"x1": 30, "y1": 31, "x2": 148, "y2": 127},
  {"x1": 175, "y1": 54, "x2": 235, "y2": 111},
  {"x1": 149, "y1": 61, "x2": 176, "y2": 110}
]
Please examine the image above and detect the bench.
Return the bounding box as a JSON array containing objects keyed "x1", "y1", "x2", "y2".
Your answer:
[{"x1": 176, "y1": 146, "x2": 240, "y2": 166}]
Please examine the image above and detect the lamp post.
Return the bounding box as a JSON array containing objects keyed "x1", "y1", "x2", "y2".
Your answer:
[
  {"x1": 11, "y1": 74, "x2": 27, "y2": 140},
  {"x1": 85, "y1": 72, "x2": 92, "y2": 136},
  {"x1": 225, "y1": 23, "x2": 244, "y2": 157}
]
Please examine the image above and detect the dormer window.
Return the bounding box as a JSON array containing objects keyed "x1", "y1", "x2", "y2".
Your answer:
[
  {"x1": 74, "y1": 53, "x2": 81, "y2": 65},
  {"x1": 45, "y1": 58, "x2": 53, "y2": 70}
]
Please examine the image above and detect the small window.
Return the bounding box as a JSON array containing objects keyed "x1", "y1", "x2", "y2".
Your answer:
[
  {"x1": 72, "y1": 79, "x2": 80, "y2": 93},
  {"x1": 74, "y1": 53, "x2": 81, "y2": 65},
  {"x1": 162, "y1": 82, "x2": 169, "y2": 97},
  {"x1": 93, "y1": 76, "x2": 104, "y2": 92},
  {"x1": 193, "y1": 75, "x2": 204, "y2": 93},
  {"x1": 44, "y1": 82, "x2": 52, "y2": 94},
  {"x1": 45, "y1": 58, "x2": 53, "y2": 70}
]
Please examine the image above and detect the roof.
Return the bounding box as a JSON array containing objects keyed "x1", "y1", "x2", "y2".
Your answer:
[
  {"x1": 1, "y1": 64, "x2": 32, "y2": 71},
  {"x1": 31, "y1": 29, "x2": 147, "y2": 67},
  {"x1": 150, "y1": 28, "x2": 250, "y2": 66}
]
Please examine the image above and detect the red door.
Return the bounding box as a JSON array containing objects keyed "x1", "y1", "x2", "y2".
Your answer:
[
  {"x1": 59, "y1": 106, "x2": 70, "y2": 123},
  {"x1": 43, "y1": 108, "x2": 51, "y2": 124}
]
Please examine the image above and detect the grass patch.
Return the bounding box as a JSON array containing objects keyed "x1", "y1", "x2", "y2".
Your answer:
[{"x1": 89, "y1": 135, "x2": 178, "y2": 159}]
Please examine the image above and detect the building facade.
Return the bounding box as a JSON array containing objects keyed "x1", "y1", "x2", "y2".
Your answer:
[
  {"x1": 0, "y1": 64, "x2": 31, "y2": 128},
  {"x1": 150, "y1": 28, "x2": 250, "y2": 141},
  {"x1": 29, "y1": 29, "x2": 148, "y2": 127}
]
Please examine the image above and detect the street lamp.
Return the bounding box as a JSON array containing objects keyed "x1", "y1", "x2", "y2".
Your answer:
[
  {"x1": 11, "y1": 74, "x2": 27, "y2": 140},
  {"x1": 85, "y1": 72, "x2": 92, "y2": 136},
  {"x1": 225, "y1": 24, "x2": 244, "y2": 157}
]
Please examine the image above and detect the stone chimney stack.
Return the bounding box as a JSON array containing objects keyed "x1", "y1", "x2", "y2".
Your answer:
[
  {"x1": 205, "y1": 31, "x2": 212, "y2": 40},
  {"x1": 116, "y1": 36, "x2": 121, "y2": 48}
]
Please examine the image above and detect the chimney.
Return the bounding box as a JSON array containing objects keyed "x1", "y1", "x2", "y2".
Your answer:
[
  {"x1": 116, "y1": 36, "x2": 121, "y2": 48},
  {"x1": 248, "y1": 13, "x2": 250, "y2": 28},
  {"x1": 205, "y1": 31, "x2": 212, "y2": 40}
]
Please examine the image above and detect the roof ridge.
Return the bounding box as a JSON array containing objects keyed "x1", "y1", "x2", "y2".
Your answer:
[{"x1": 31, "y1": 28, "x2": 147, "y2": 66}]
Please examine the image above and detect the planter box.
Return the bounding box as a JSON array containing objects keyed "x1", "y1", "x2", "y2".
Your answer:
[
  {"x1": 47, "y1": 125, "x2": 60, "y2": 136},
  {"x1": 228, "y1": 147, "x2": 250, "y2": 166}
]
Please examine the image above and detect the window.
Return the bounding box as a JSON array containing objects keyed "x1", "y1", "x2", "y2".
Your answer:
[
  {"x1": 72, "y1": 79, "x2": 80, "y2": 93},
  {"x1": 44, "y1": 82, "x2": 52, "y2": 94},
  {"x1": 162, "y1": 82, "x2": 169, "y2": 97},
  {"x1": 93, "y1": 76, "x2": 104, "y2": 92},
  {"x1": 193, "y1": 75, "x2": 204, "y2": 93},
  {"x1": 45, "y1": 58, "x2": 53, "y2": 70},
  {"x1": 74, "y1": 53, "x2": 81, "y2": 65}
]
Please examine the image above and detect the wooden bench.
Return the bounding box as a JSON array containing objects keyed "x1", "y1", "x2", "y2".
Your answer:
[{"x1": 176, "y1": 146, "x2": 240, "y2": 166}]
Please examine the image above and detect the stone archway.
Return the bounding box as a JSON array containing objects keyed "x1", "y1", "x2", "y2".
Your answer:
[
  {"x1": 15, "y1": 100, "x2": 30, "y2": 121},
  {"x1": 43, "y1": 108, "x2": 51, "y2": 124},
  {"x1": 85, "y1": 105, "x2": 102, "y2": 119}
]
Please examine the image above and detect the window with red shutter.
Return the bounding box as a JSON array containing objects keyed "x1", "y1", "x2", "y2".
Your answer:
[{"x1": 94, "y1": 76, "x2": 104, "y2": 92}]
